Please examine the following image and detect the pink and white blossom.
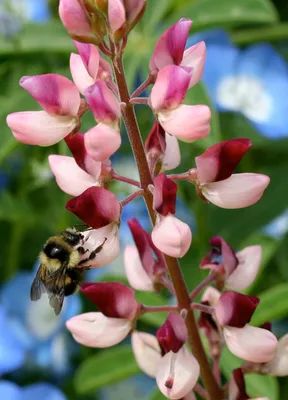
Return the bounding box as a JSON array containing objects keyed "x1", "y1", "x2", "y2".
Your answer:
[
  {"x1": 131, "y1": 331, "x2": 161, "y2": 377},
  {"x1": 7, "y1": 74, "x2": 80, "y2": 146},
  {"x1": 84, "y1": 123, "x2": 121, "y2": 162}
]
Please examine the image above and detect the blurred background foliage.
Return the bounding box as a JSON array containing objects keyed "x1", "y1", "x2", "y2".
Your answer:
[{"x1": 1, "y1": 0, "x2": 288, "y2": 399}]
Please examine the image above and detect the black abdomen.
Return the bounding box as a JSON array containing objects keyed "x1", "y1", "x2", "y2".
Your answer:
[
  {"x1": 43, "y1": 243, "x2": 69, "y2": 262},
  {"x1": 64, "y1": 269, "x2": 84, "y2": 296}
]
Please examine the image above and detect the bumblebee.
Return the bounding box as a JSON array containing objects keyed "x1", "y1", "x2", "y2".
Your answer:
[{"x1": 30, "y1": 227, "x2": 106, "y2": 315}]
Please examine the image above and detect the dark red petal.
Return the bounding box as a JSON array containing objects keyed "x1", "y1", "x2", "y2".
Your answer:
[
  {"x1": 128, "y1": 218, "x2": 166, "y2": 277},
  {"x1": 260, "y1": 322, "x2": 272, "y2": 331},
  {"x1": 210, "y1": 236, "x2": 238, "y2": 276},
  {"x1": 145, "y1": 120, "x2": 166, "y2": 155},
  {"x1": 195, "y1": 138, "x2": 252, "y2": 184},
  {"x1": 156, "y1": 313, "x2": 187, "y2": 353},
  {"x1": 80, "y1": 282, "x2": 138, "y2": 320},
  {"x1": 66, "y1": 187, "x2": 121, "y2": 228},
  {"x1": 153, "y1": 173, "x2": 177, "y2": 216},
  {"x1": 65, "y1": 132, "x2": 87, "y2": 171},
  {"x1": 229, "y1": 369, "x2": 249, "y2": 400},
  {"x1": 215, "y1": 291, "x2": 260, "y2": 328}
]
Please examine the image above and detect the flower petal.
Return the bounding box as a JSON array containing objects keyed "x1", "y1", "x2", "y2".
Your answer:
[
  {"x1": 7, "y1": 111, "x2": 77, "y2": 146},
  {"x1": 66, "y1": 186, "x2": 121, "y2": 228},
  {"x1": 131, "y1": 331, "x2": 161, "y2": 377},
  {"x1": 108, "y1": 0, "x2": 126, "y2": 40},
  {"x1": 224, "y1": 325, "x2": 278, "y2": 363},
  {"x1": 156, "y1": 313, "x2": 188, "y2": 353},
  {"x1": 153, "y1": 174, "x2": 178, "y2": 216},
  {"x1": 201, "y1": 287, "x2": 221, "y2": 307},
  {"x1": 152, "y1": 215, "x2": 192, "y2": 258},
  {"x1": 158, "y1": 105, "x2": 211, "y2": 141},
  {"x1": 163, "y1": 134, "x2": 181, "y2": 171},
  {"x1": 20, "y1": 74, "x2": 80, "y2": 115},
  {"x1": 150, "y1": 65, "x2": 191, "y2": 111},
  {"x1": 226, "y1": 245, "x2": 262, "y2": 291},
  {"x1": 182, "y1": 41, "x2": 206, "y2": 88},
  {"x1": 263, "y1": 334, "x2": 288, "y2": 376},
  {"x1": 81, "y1": 222, "x2": 120, "y2": 267},
  {"x1": 48, "y1": 155, "x2": 98, "y2": 196},
  {"x1": 156, "y1": 346, "x2": 200, "y2": 399},
  {"x1": 195, "y1": 138, "x2": 252, "y2": 184},
  {"x1": 124, "y1": 246, "x2": 155, "y2": 292},
  {"x1": 81, "y1": 281, "x2": 138, "y2": 319},
  {"x1": 202, "y1": 173, "x2": 270, "y2": 209},
  {"x1": 150, "y1": 18, "x2": 192, "y2": 71},
  {"x1": 59, "y1": 0, "x2": 92, "y2": 37},
  {"x1": 70, "y1": 53, "x2": 96, "y2": 95},
  {"x1": 84, "y1": 123, "x2": 121, "y2": 161},
  {"x1": 66, "y1": 312, "x2": 131, "y2": 348},
  {"x1": 215, "y1": 291, "x2": 259, "y2": 328},
  {"x1": 74, "y1": 41, "x2": 100, "y2": 79}
]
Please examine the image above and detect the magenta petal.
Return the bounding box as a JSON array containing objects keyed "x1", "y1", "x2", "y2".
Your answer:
[
  {"x1": 145, "y1": 121, "x2": 166, "y2": 157},
  {"x1": 66, "y1": 186, "x2": 121, "y2": 228},
  {"x1": 182, "y1": 41, "x2": 206, "y2": 88},
  {"x1": 20, "y1": 74, "x2": 80, "y2": 116},
  {"x1": 59, "y1": 0, "x2": 92, "y2": 36},
  {"x1": 215, "y1": 291, "x2": 260, "y2": 328},
  {"x1": 85, "y1": 81, "x2": 121, "y2": 124},
  {"x1": 108, "y1": 0, "x2": 126, "y2": 36},
  {"x1": 84, "y1": 123, "x2": 121, "y2": 162},
  {"x1": 156, "y1": 313, "x2": 188, "y2": 353},
  {"x1": 150, "y1": 65, "x2": 191, "y2": 112},
  {"x1": 195, "y1": 138, "x2": 252, "y2": 184},
  {"x1": 81, "y1": 282, "x2": 138, "y2": 320},
  {"x1": 74, "y1": 41, "x2": 100, "y2": 79},
  {"x1": 153, "y1": 173, "x2": 178, "y2": 216},
  {"x1": 150, "y1": 18, "x2": 192, "y2": 71},
  {"x1": 210, "y1": 236, "x2": 238, "y2": 277}
]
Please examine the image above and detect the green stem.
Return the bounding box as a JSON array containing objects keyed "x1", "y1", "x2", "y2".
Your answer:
[{"x1": 113, "y1": 54, "x2": 223, "y2": 400}]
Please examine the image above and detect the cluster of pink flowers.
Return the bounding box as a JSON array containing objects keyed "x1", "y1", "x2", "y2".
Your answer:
[{"x1": 6, "y1": 1, "x2": 287, "y2": 399}]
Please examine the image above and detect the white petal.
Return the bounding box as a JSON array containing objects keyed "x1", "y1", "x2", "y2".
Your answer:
[
  {"x1": 124, "y1": 246, "x2": 155, "y2": 292},
  {"x1": 66, "y1": 312, "x2": 131, "y2": 348},
  {"x1": 202, "y1": 173, "x2": 270, "y2": 209},
  {"x1": 163, "y1": 134, "x2": 181, "y2": 171},
  {"x1": 201, "y1": 287, "x2": 221, "y2": 307},
  {"x1": 226, "y1": 245, "x2": 262, "y2": 291},
  {"x1": 131, "y1": 331, "x2": 161, "y2": 377},
  {"x1": 224, "y1": 326, "x2": 277, "y2": 363},
  {"x1": 70, "y1": 53, "x2": 95, "y2": 95},
  {"x1": 264, "y1": 334, "x2": 288, "y2": 376},
  {"x1": 156, "y1": 346, "x2": 200, "y2": 399},
  {"x1": 49, "y1": 155, "x2": 98, "y2": 196}
]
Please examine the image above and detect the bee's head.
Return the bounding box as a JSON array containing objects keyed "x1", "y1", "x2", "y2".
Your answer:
[{"x1": 61, "y1": 229, "x2": 83, "y2": 246}]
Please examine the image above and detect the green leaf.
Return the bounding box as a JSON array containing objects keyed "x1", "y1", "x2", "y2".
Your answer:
[
  {"x1": 251, "y1": 283, "x2": 288, "y2": 326},
  {"x1": 171, "y1": 0, "x2": 279, "y2": 31},
  {"x1": 221, "y1": 348, "x2": 279, "y2": 400},
  {"x1": 74, "y1": 346, "x2": 139, "y2": 394}
]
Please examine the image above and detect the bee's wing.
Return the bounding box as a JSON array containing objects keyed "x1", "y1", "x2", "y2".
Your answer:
[
  {"x1": 30, "y1": 265, "x2": 47, "y2": 301},
  {"x1": 45, "y1": 265, "x2": 67, "y2": 316}
]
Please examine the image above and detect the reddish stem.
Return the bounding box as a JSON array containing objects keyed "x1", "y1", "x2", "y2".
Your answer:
[
  {"x1": 142, "y1": 305, "x2": 178, "y2": 313},
  {"x1": 160, "y1": 276, "x2": 176, "y2": 296},
  {"x1": 131, "y1": 74, "x2": 153, "y2": 98},
  {"x1": 130, "y1": 97, "x2": 148, "y2": 105},
  {"x1": 112, "y1": 171, "x2": 140, "y2": 187},
  {"x1": 213, "y1": 356, "x2": 221, "y2": 385},
  {"x1": 113, "y1": 54, "x2": 223, "y2": 400},
  {"x1": 194, "y1": 383, "x2": 209, "y2": 399},
  {"x1": 190, "y1": 272, "x2": 216, "y2": 301},
  {"x1": 168, "y1": 172, "x2": 190, "y2": 181},
  {"x1": 120, "y1": 190, "x2": 144, "y2": 207},
  {"x1": 191, "y1": 303, "x2": 214, "y2": 314}
]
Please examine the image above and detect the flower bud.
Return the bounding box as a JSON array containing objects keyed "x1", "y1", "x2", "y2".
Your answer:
[
  {"x1": 108, "y1": 0, "x2": 126, "y2": 42},
  {"x1": 66, "y1": 312, "x2": 132, "y2": 348},
  {"x1": 156, "y1": 313, "x2": 187, "y2": 353},
  {"x1": 153, "y1": 174, "x2": 178, "y2": 216},
  {"x1": 59, "y1": 0, "x2": 93, "y2": 38},
  {"x1": 131, "y1": 331, "x2": 161, "y2": 377},
  {"x1": 124, "y1": 0, "x2": 146, "y2": 31},
  {"x1": 151, "y1": 215, "x2": 192, "y2": 258}
]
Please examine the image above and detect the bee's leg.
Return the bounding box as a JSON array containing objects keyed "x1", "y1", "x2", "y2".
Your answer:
[
  {"x1": 78, "y1": 238, "x2": 107, "y2": 265},
  {"x1": 77, "y1": 246, "x2": 89, "y2": 255}
]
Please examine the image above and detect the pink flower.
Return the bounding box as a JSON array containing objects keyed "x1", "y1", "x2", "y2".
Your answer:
[
  {"x1": 124, "y1": 0, "x2": 146, "y2": 30},
  {"x1": 150, "y1": 65, "x2": 211, "y2": 141},
  {"x1": 224, "y1": 325, "x2": 277, "y2": 363},
  {"x1": 108, "y1": 0, "x2": 126, "y2": 41},
  {"x1": 84, "y1": 123, "x2": 121, "y2": 162},
  {"x1": 131, "y1": 331, "x2": 161, "y2": 377},
  {"x1": 7, "y1": 74, "x2": 81, "y2": 146},
  {"x1": 66, "y1": 312, "x2": 132, "y2": 348},
  {"x1": 195, "y1": 140, "x2": 270, "y2": 209},
  {"x1": 66, "y1": 186, "x2": 121, "y2": 228},
  {"x1": 152, "y1": 214, "x2": 192, "y2": 258},
  {"x1": 226, "y1": 245, "x2": 262, "y2": 291},
  {"x1": 85, "y1": 81, "x2": 121, "y2": 126},
  {"x1": 125, "y1": 218, "x2": 166, "y2": 291},
  {"x1": 150, "y1": 18, "x2": 206, "y2": 88},
  {"x1": 70, "y1": 41, "x2": 114, "y2": 94},
  {"x1": 201, "y1": 236, "x2": 262, "y2": 290},
  {"x1": 262, "y1": 334, "x2": 288, "y2": 376},
  {"x1": 59, "y1": 0, "x2": 93, "y2": 39},
  {"x1": 49, "y1": 154, "x2": 102, "y2": 196}
]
